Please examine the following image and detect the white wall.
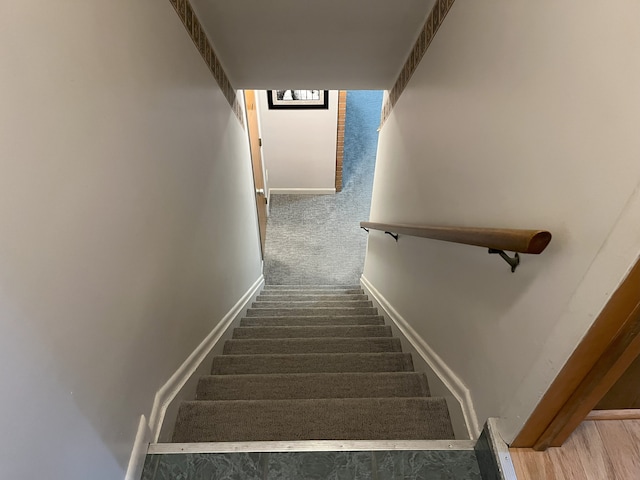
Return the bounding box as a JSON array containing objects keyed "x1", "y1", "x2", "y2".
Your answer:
[
  {"x1": 364, "y1": 1, "x2": 640, "y2": 442},
  {"x1": 0, "y1": 2, "x2": 262, "y2": 478},
  {"x1": 191, "y1": 0, "x2": 435, "y2": 88},
  {"x1": 257, "y1": 90, "x2": 338, "y2": 191}
]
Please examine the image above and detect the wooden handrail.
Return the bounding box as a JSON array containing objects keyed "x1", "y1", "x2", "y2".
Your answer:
[{"x1": 360, "y1": 222, "x2": 552, "y2": 254}]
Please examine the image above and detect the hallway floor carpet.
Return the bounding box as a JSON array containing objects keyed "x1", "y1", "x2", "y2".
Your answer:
[{"x1": 263, "y1": 91, "x2": 383, "y2": 285}]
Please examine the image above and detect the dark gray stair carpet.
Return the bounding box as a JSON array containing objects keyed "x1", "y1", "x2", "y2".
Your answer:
[
  {"x1": 223, "y1": 337, "x2": 402, "y2": 355},
  {"x1": 232, "y1": 325, "x2": 392, "y2": 339},
  {"x1": 252, "y1": 300, "x2": 373, "y2": 308},
  {"x1": 259, "y1": 289, "x2": 364, "y2": 296},
  {"x1": 240, "y1": 315, "x2": 385, "y2": 327},
  {"x1": 246, "y1": 307, "x2": 378, "y2": 317},
  {"x1": 170, "y1": 285, "x2": 455, "y2": 443},
  {"x1": 263, "y1": 285, "x2": 362, "y2": 290},
  {"x1": 196, "y1": 372, "x2": 430, "y2": 400},
  {"x1": 211, "y1": 352, "x2": 414, "y2": 375},
  {"x1": 172, "y1": 397, "x2": 454, "y2": 442},
  {"x1": 256, "y1": 293, "x2": 369, "y2": 301}
]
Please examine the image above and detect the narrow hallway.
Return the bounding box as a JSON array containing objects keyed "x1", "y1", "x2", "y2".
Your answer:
[{"x1": 263, "y1": 91, "x2": 383, "y2": 285}]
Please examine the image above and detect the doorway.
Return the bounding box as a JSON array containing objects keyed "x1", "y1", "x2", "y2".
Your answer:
[
  {"x1": 259, "y1": 90, "x2": 384, "y2": 285},
  {"x1": 512, "y1": 257, "x2": 640, "y2": 449}
]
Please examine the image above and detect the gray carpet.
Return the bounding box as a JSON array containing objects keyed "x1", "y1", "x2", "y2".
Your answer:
[
  {"x1": 264, "y1": 91, "x2": 384, "y2": 285},
  {"x1": 195, "y1": 372, "x2": 430, "y2": 401},
  {"x1": 172, "y1": 397, "x2": 453, "y2": 442},
  {"x1": 171, "y1": 287, "x2": 455, "y2": 443},
  {"x1": 209, "y1": 352, "x2": 415, "y2": 375},
  {"x1": 231, "y1": 325, "x2": 393, "y2": 338},
  {"x1": 222, "y1": 337, "x2": 402, "y2": 355},
  {"x1": 240, "y1": 315, "x2": 385, "y2": 326}
]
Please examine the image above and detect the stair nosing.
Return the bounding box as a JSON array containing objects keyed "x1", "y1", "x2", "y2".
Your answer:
[
  {"x1": 198, "y1": 371, "x2": 426, "y2": 379},
  {"x1": 149, "y1": 439, "x2": 475, "y2": 454},
  {"x1": 245, "y1": 315, "x2": 378, "y2": 318}
]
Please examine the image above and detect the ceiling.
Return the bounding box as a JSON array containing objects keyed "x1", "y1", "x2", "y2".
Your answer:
[{"x1": 190, "y1": 0, "x2": 434, "y2": 90}]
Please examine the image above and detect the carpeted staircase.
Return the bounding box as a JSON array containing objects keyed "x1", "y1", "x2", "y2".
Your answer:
[{"x1": 171, "y1": 285, "x2": 455, "y2": 443}]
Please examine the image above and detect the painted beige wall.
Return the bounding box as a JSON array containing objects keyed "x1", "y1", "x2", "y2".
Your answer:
[
  {"x1": 191, "y1": 0, "x2": 435, "y2": 88},
  {"x1": 364, "y1": 1, "x2": 640, "y2": 442},
  {"x1": 0, "y1": 1, "x2": 262, "y2": 478},
  {"x1": 257, "y1": 90, "x2": 338, "y2": 191}
]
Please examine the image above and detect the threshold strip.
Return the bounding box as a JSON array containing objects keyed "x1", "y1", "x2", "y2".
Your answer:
[{"x1": 148, "y1": 439, "x2": 476, "y2": 455}]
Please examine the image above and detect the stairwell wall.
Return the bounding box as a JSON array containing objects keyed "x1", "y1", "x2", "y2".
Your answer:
[
  {"x1": 257, "y1": 90, "x2": 339, "y2": 192},
  {"x1": 0, "y1": 1, "x2": 262, "y2": 479},
  {"x1": 364, "y1": 1, "x2": 640, "y2": 442}
]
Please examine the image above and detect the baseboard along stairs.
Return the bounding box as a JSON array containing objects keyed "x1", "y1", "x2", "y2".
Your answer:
[{"x1": 170, "y1": 285, "x2": 455, "y2": 443}]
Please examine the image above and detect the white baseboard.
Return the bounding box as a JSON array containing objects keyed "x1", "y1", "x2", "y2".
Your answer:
[
  {"x1": 360, "y1": 275, "x2": 481, "y2": 439},
  {"x1": 269, "y1": 188, "x2": 336, "y2": 195},
  {"x1": 125, "y1": 415, "x2": 151, "y2": 480},
  {"x1": 147, "y1": 275, "x2": 264, "y2": 442}
]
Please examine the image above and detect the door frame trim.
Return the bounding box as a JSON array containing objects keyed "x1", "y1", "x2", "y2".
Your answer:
[
  {"x1": 243, "y1": 90, "x2": 268, "y2": 257},
  {"x1": 335, "y1": 90, "x2": 347, "y2": 192},
  {"x1": 511, "y1": 257, "x2": 640, "y2": 449}
]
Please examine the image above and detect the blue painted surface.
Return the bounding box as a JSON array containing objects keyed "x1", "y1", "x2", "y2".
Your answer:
[{"x1": 342, "y1": 90, "x2": 384, "y2": 190}]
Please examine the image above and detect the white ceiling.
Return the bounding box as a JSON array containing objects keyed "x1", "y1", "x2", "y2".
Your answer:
[{"x1": 191, "y1": 0, "x2": 435, "y2": 90}]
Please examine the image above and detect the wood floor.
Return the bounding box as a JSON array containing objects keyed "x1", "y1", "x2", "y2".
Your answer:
[{"x1": 510, "y1": 419, "x2": 640, "y2": 479}]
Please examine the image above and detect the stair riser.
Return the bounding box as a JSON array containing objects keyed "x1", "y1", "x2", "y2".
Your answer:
[
  {"x1": 252, "y1": 300, "x2": 372, "y2": 309},
  {"x1": 256, "y1": 294, "x2": 368, "y2": 302},
  {"x1": 223, "y1": 338, "x2": 402, "y2": 355},
  {"x1": 246, "y1": 307, "x2": 378, "y2": 317},
  {"x1": 263, "y1": 285, "x2": 361, "y2": 290},
  {"x1": 240, "y1": 316, "x2": 385, "y2": 327},
  {"x1": 260, "y1": 289, "x2": 364, "y2": 296},
  {"x1": 211, "y1": 353, "x2": 414, "y2": 375},
  {"x1": 232, "y1": 325, "x2": 392, "y2": 339},
  {"x1": 172, "y1": 397, "x2": 453, "y2": 442},
  {"x1": 196, "y1": 373, "x2": 430, "y2": 401}
]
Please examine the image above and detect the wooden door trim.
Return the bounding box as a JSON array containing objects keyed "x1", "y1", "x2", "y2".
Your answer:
[
  {"x1": 511, "y1": 257, "x2": 640, "y2": 449},
  {"x1": 335, "y1": 90, "x2": 347, "y2": 192},
  {"x1": 244, "y1": 90, "x2": 268, "y2": 256},
  {"x1": 586, "y1": 409, "x2": 640, "y2": 421}
]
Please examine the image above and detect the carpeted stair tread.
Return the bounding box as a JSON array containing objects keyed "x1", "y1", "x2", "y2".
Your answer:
[
  {"x1": 171, "y1": 397, "x2": 454, "y2": 442},
  {"x1": 252, "y1": 300, "x2": 373, "y2": 309},
  {"x1": 240, "y1": 315, "x2": 385, "y2": 327},
  {"x1": 256, "y1": 294, "x2": 368, "y2": 302},
  {"x1": 196, "y1": 372, "x2": 430, "y2": 400},
  {"x1": 246, "y1": 307, "x2": 378, "y2": 317},
  {"x1": 232, "y1": 325, "x2": 392, "y2": 339},
  {"x1": 260, "y1": 289, "x2": 364, "y2": 296},
  {"x1": 223, "y1": 337, "x2": 402, "y2": 355},
  {"x1": 169, "y1": 284, "x2": 455, "y2": 443},
  {"x1": 263, "y1": 285, "x2": 362, "y2": 290},
  {"x1": 211, "y1": 352, "x2": 414, "y2": 375}
]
